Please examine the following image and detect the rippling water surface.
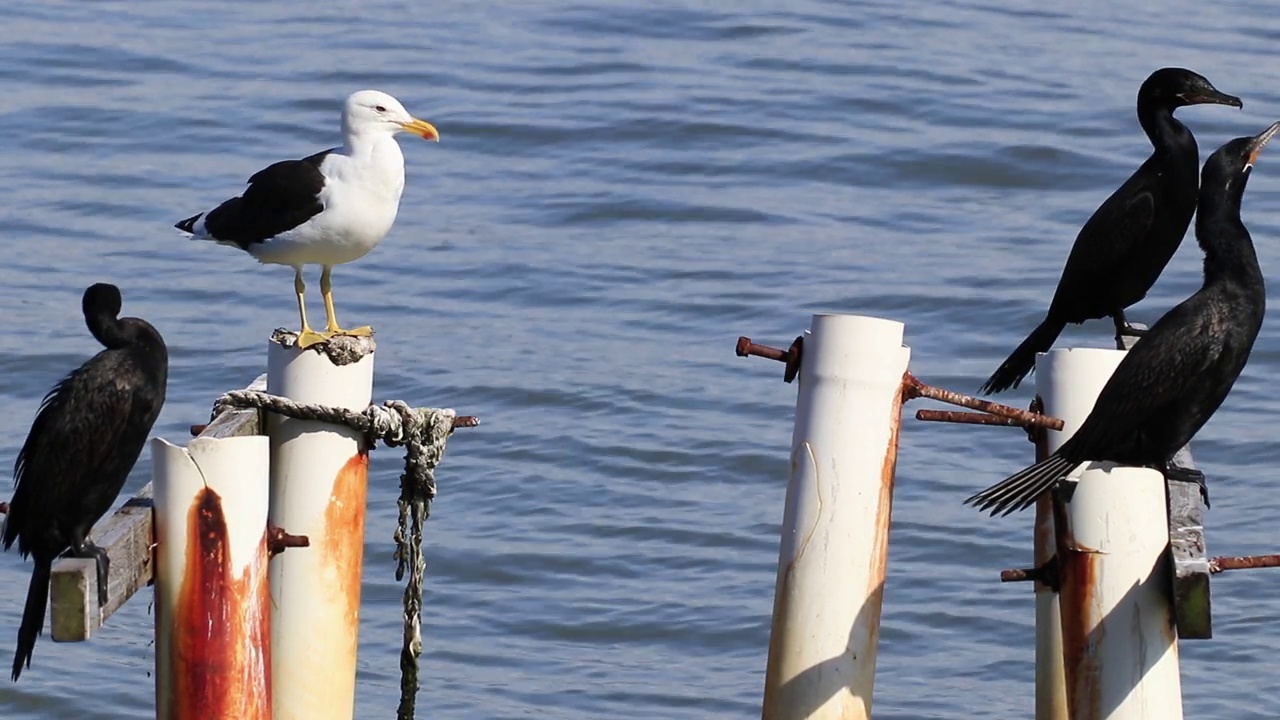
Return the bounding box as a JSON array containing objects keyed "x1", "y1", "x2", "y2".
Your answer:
[{"x1": 3, "y1": 1, "x2": 1280, "y2": 718}]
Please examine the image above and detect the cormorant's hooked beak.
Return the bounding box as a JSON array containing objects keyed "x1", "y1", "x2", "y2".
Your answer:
[
  {"x1": 1179, "y1": 88, "x2": 1243, "y2": 108},
  {"x1": 399, "y1": 117, "x2": 440, "y2": 142},
  {"x1": 1244, "y1": 121, "x2": 1280, "y2": 171}
]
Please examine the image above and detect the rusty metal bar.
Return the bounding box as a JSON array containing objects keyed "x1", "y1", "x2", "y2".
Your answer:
[
  {"x1": 1209, "y1": 554, "x2": 1280, "y2": 573},
  {"x1": 902, "y1": 373, "x2": 1064, "y2": 431},
  {"x1": 735, "y1": 335, "x2": 804, "y2": 383},
  {"x1": 915, "y1": 409, "x2": 1031, "y2": 427}
]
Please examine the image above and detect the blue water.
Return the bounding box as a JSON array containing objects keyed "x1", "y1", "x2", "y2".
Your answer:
[{"x1": 2, "y1": 1, "x2": 1280, "y2": 717}]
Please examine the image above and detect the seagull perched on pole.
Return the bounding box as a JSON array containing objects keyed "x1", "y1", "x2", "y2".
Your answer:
[{"x1": 176, "y1": 90, "x2": 440, "y2": 348}]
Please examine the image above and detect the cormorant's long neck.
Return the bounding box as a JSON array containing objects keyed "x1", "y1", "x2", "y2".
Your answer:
[
  {"x1": 1138, "y1": 101, "x2": 1196, "y2": 160},
  {"x1": 1197, "y1": 188, "x2": 1262, "y2": 289},
  {"x1": 87, "y1": 314, "x2": 132, "y2": 349}
]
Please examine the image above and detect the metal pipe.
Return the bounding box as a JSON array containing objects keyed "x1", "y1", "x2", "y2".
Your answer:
[
  {"x1": 152, "y1": 434, "x2": 272, "y2": 720},
  {"x1": 760, "y1": 314, "x2": 910, "y2": 720},
  {"x1": 266, "y1": 333, "x2": 375, "y2": 720}
]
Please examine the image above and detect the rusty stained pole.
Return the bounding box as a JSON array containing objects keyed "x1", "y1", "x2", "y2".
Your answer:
[
  {"x1": 1040, "y1": 348, "x2": 1183, "y2": 720},
  {"x1": 757, "y1": 314, "x2": 910, "y2": 720},
  {"x1": 266, "y1": 331, "x2": 375, "y2": 720},
  {"x1": 152, "y1": 434, "x2": 274, "y2": 720},
  {"x1": 1031, "y1": 347, "x2": 1131, "y2": 720}
]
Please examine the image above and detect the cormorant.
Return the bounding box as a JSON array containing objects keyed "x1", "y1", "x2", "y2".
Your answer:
[
  {"x1": 967, "y1": 121, "x2": 1278, "y2": 516},
  {"x1": 2, "y1": 284, "x2": 168, "y2": 680},
  {"x1": 980, "y1": 68, "x2": 1242, "y2": 395},
  {"x1": 175, "y1": 90, "x2": 439, "y2": 349}
]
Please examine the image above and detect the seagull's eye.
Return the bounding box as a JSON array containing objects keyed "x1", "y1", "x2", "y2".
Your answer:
[{"x1": 375, "y1": 105, "x2": 387, "y2": 113}]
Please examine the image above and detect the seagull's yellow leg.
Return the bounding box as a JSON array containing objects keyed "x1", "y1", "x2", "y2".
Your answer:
[
  {"x1": 320, "y1": 265, "x2": 373, "y2": 337},
  {"x1": 294, "y1": 268, "x2": 329, "y2": 349}
]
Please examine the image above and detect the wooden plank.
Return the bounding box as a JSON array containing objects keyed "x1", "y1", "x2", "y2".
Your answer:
[
  {"x1": 49, "y1": 374, "x2": 266, "y2": 642},
  {"x1": 1120, "y1": 327, "x2": 1211, "y2": 639}
]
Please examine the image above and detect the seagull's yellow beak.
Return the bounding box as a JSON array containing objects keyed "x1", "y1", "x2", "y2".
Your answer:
[{"x1": 400, "y1": 117, "x2": 440, "y2": 142}]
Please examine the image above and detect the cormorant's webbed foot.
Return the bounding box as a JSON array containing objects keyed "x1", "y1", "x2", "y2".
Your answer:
[
  {"x1": 1112, "y1": 311, "x2": 1148, "y2": 345},
  {"x1": 68, "y1": 540, "x2": 110, "y2": 607},
  {"x1": 1163, "y1": 464, "x2": 1210, "y2": 508}
]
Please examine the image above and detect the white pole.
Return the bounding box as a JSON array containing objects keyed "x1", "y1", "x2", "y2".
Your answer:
[
  {"x1": 1038, "y1": 348, "x2": 1182, "y2": 720},
  {"x1": 1034, "y1": 348, "x2": 1125, "y2": 720},
  {"x1": 266, "y1": 334, "x2": 375, "y2": 720},
  {"x1": 760, "y1": 313, "x2": 911, "y2": 720},
  {"x1": 152, "y1": 434, "x2": 272, "y2": 720},
  {"x1": 1057, "y1": 464, "x2": 1182, "y2": 719}
]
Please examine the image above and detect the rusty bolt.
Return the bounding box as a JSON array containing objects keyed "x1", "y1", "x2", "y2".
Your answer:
[
  {"x1": 452, "y1": 415, "x2": 480, "y2": 429},
  {"x1": 267, "y1": 522, "x2": 310, "y2": 558},
  {"x1": 735, "y1": 335, "x2": 804, "y2": 383},
  {"x1": 190, "y1": 423, "x2": 209, "y2": 437},
  {"x1": 0, "y1": 502, "x2": 7, "y2": 515},
  {"x1": 1000, "y1": 559, "x2": 1059, "y2": 590}
]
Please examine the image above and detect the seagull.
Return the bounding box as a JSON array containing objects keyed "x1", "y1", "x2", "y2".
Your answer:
[{"x1": 176, "y1": 90, "x2": 439, "y2": 348}]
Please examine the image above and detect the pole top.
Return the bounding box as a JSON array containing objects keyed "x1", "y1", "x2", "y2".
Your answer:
[{"x1": 271, "y1": 329, "x2": 376, "y2": 366}]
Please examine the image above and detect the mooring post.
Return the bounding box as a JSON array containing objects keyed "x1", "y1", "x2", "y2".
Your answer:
[
  {"x1": 266, "y1": 331, "x2": 375, "y2": 720},
  {"x1": 1039, "y1": 348, "x2": 1182, "y2": 719},
  {"x1": 1034, "y1": 348, "x2": 1124, "y2": 720},
  {"x1": 759, "y1": 314, "x2": 910, "y2": 720},
  {"x1": 152, "y1": 431, "x2": 271, "y2": 720}
]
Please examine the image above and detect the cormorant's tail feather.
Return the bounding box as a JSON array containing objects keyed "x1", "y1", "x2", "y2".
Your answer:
[
  {"x1": 965, "y1": 454, "x2": 1077, "y2": 517},
  {"x1": 979, "y1": 318, "x2": 1066, "y2": 395},
  {"x1": 12, "y1": 558, "x2": 50, "y2": 682},
  {"x1": 175, "y1": 213, "x2": 202, "y2": 234}
]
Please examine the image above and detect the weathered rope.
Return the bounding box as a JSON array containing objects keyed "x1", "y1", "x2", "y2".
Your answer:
[{"x1": 211, "y1": 390, "x2": 456, "y2": 719}]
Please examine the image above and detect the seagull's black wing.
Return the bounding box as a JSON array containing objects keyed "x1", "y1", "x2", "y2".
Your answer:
[{"x1": 178, "y1": 148, "x2": 336, "y2": 249}]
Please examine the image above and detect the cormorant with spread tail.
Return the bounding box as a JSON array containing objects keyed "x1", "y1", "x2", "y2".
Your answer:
[
  {"x1": 968, "y1": 121, "x2": 1278, "y2": 516},
  {"x1": 980, "y1": 68, "x2": 1241, "y2": 395},
  {"x1": 2, "y1": 284, "x2": 167, "y2": 680}
]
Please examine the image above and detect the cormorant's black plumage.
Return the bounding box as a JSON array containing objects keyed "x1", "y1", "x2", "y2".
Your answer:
[
  {"x1": 2, "y1": 284, "x2": 167, "y2": 680},
  {"x1": 968, "y1": 122, "x2": 1278, "y2": 516},
  {"x1": 981, "y1": 68, "x2": 1242, "y2": 395}
]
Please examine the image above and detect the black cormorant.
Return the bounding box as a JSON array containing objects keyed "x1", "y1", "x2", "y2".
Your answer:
[
  {"x1": 980, "y1": 68, "x2": 1242, "y2": 395},
  {"x1": 2, "y1": 284, "x2": 168, "y2": 680},
  {"x1": 967, "y1": 121, "x2": 1278, "y2": 516}
]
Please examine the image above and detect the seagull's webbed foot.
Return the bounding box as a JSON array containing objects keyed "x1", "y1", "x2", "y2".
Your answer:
[
  {"x1": 296, "y1": 329, "x2": 330, "y2": 349},
  {"x1": 326, "y1": 324, "x2": 373, "y2": 338},
  {"x1": 319, "y1": 266, "x2": 373, "y2": 340}
]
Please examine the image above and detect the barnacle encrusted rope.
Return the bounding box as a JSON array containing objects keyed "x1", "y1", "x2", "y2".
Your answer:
[{"x1": 211, "y1": 390, "x2": 457, "y2": 719}]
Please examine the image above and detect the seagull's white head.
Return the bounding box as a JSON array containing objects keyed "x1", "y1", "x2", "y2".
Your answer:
[{"x1": 342, "y1": 89, "x2": 439, "y2": 142}]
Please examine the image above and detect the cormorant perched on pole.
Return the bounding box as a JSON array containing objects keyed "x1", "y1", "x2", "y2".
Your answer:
[
  {"x1": 2, "y1": 284, "x2": 168, "y2": 680},
  {"x1": 980, "y1": 68, "x2": 1241, "y2": 395},
  {"x1": 967, "y1": 121, "x2": 1278, "y2": 516}
]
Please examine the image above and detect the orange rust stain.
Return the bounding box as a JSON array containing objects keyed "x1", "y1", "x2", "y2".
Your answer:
[
  {"x1": 322, "y1": 451, "x2": 369, "y2": 658},
  {"x1": 168, "y1": 488, "x2": 271, "y2": 720},
  {"x1": 853, "y1": 385, "x2": 904, "y2": 683},
  {"x1": 1057, "y1": 535, "x2": 1103, "y2": 718}
]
